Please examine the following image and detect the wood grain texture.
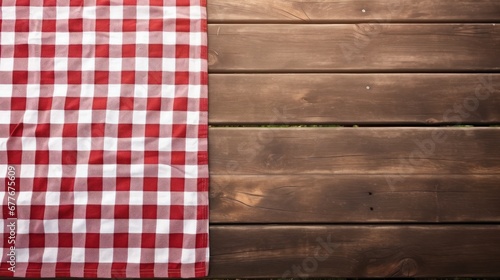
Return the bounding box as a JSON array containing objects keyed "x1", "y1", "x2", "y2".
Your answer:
[
  {"x1": 210, "y1": 175, "x2": 500, "y2": 223},
  {"x1": 209, "y1": 74, "x2": 500, "y2": 125},
  {"x1": 208, "y1": 24, "x2": 500, "y2": 72},
  {"x1": 209, "y1": 225, "x2": 500, "y2": 278},
  {"x1": 209, "y1": 127, "x2": 500, "y2": 175},
  {"x1": 208, "y1": 0, "x2": 500, "y2": 23}
]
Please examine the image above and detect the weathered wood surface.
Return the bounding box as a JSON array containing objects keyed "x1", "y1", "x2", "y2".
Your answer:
[
  {"x1": 208, "y1": 0, "x2": 500, "y2": 23},
  {"x1": 209, "y1": 74, "x2": 500, "y2": 124},
  {"x1": 208, "y1": 24, "x2": 500, "y2": 72},
  {"x1": 210, "y1": 175, "x2": 500, "y2": 223},
  {"x1": 209, "y1": 225, "x2": 500, "y2": 278},
  {"x1": 209, "y1": 128, "x2": 500, "y2": 175}
]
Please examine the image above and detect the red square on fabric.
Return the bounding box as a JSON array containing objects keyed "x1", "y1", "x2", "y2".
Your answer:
[
  {"x1": 92, "y1": 97, "x2": 108, "y2": 110},
  {"x1": 122, "y1": 19, "x2": 136, "y2": 32},
  {"x1": 40, "y1": 71, "x2": 55, "y2": 85},
  {"x1": 175, "y1": 45, "x2": 190, "y2": 58},
  {"x1": 94, "y1": 71, "x2": 109, "y2": 84},
  {"x1": 67, "y1": 71, "x2": 82, "y2": 84},
  {"x1": 116, "y1": 150, "x2": 132, "y2": 163},
  {"x1": 170, "y1": 178, "x2": 185, "y2": 192},
  {"x1": 121, "y1": 71, "x2": 135, "y2": 84},
  {"x1": 171, "y1": 151, "x2": 185, "y2": 165},
  {"x1": 168, "y1": 233, "x2": 183, "y2": 248},
  {"x1": 62, "y1": 123, "x2": 78, "y2": 137},
  {"x1": 12, "y1": 71, "x2": 28, "y2": 84},
  {"x1": 30, "y1": 206, "x2": 45, "y2": 220},
  {"x1": 35, "y1": 123, "x2": 51, "y2": 137},
  {"x1": 175, "y1": 72, "x2": 189, "y2": 85},
  {"x1": 148, "y1": 44, "x2": 162, "y2": 58},
  {"x1": 41, "y1": 45, "x2": 56, "y2": 57},
  {"x1": 62, "y1": 150, "x2": 78, "y2": 165},
  {"x1": 95, "y1": 19, "x2": 110, "y2": 32},
  {"x1": 149, "y1": 19, "x2": 163, "y2": 31},
  {"x1": 95, "y1": 44, "x2": 110, "y2": 57},
  {"x1": 119, "y1": 97, "x2": 134, "y2": 110},
  {"x1": 58, "y1": 233, "x2": 73, "y2": 248},
  {"x1": 35, "y1": 150, "x2": 50, "y2": 164},
  {"x1": 15, "y1": 19, "x2": 30, "y2": 32},
  {"x1": 38, "y1": 97, "x2": 52, "y2": 110},
  {"x1": 144, "y1": 151, "x2": 159, "y2": 164},
  {"x1": 145, "y1": 124, "x2": 160, "y2": 137},
  {"x1": 148, "y1": 71, "x2": 162, "y2": 85},
  {"x1": 116, "y1": 177, "x2": 131, "y2": 191},
  {"x1": 68, "y1": 45, "x2": 83, "y2": 57},
  {"x1": 33, "y1": 178, "x2": 48, "y2": 192},
  {"x1": 65, "y1": 97, "x2": 80, "y2": 110},
  {"x1": 172, "y1": 124, "x2": 186, "y2": 138},
  {"x1": 176, "y1": 19, "x2": 190, "y2": 32},
  {"x1": 69, "y1": 19, "x2": 83, "y2": 32},
  {"x1": 14, "y1": 44, "x2": 29, "y2": 58},
  {"x1": 91, "y1": 123, "x2": 105, "y2": 137},
  {"x1": 86, "y1": 205, "x2": 101, "y2": 219},
  {"x1": 29, "y1": 234, "x2": 45, "y2": 247},
  {"x1": 146, "y1": 98, "x2": 161, "y2": 111},
  {"x1": 89, "y1": 150, "x2": 104, "y2": 164},
  {"x1": 42, "y1": 20, "x2": 57, "y2": 32},
  {"x1": 143, "y1": 178, "x2": 158, "y2": 191},
  {"x1": 122, "y1": 44, "x2": 136, "y2": 57},
  {"x1": 11, "y1": 97, "x2": 27, "y2": 110}
]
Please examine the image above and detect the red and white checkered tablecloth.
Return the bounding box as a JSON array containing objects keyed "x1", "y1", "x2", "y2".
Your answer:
[{"x1": 0, "y1": 0, "x2": 209, "y2": 278}]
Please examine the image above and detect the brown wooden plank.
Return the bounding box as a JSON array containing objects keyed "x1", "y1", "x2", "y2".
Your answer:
[
  {"x1": 208, "y1": 24, "x2": 500, "y2": 72},
  {"x1": 209, "y1": 225, "x2": 500, "y2": 278},
  {"x1": 210, "y1": 175, "x2": 500, "y2": 223},
  {"x1": 209, "y1": 74, "x2": 500, "y2": 125},
  {"x1": 208, "y1": 0, "x2": 500, "y2": 23},
  {"x1": 209, "y1": 127, "x2": 500, "y2": 175}
]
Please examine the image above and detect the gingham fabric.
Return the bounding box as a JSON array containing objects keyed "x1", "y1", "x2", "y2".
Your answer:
[{"x1": 0, "y1": 0, "x2": 209, "y2": 278}]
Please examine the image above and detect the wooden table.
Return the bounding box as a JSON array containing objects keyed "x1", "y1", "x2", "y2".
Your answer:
[{"x1": 206, "y1": 0, "x2": 500, "y2": 278}]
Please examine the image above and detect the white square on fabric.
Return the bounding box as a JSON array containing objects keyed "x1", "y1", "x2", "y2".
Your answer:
[
  {"x1": 82, "y1": 32, "x2": 96, "y2": 45},
  {"x1": 71, "y1": 248, "x2": 86, "y2": 263},
  {"x1": 163, "y1": 7, "x2": 176, "y2": 19},
  {"x1": 103, "y1": 137, "x2": 118, "y2": 151},
  {"x1": 162, "y1": 58, "x2": 176, "y2": 72},
  {"x1": 21, "y1": 137, "x2": 36, "y2": 151},
  {"x1": 72, "y1": 219, "x2": 87, "y2": 234},
  {"x1": 102, "y1": 164, "x2": 117, "y2": 178},
  {"x1": 154, "y1": 248, "x2": 169, "y2": 263},
  {"x1": 16, "y1": 248, "x2": 30, "y2": 263},
  {"x1": 135, "y1": 32, "x2": 149, "y2": 45},
  {"x1": 157, "y1": 192, "x2": 171, "y2": 206},
  {"x1": 1, "y1": 7, "x2": 16, "y2": 20},
  {"x1": 127, "y1": 248, "x2": 142, "y2": 263},
  {"x1": 100, "y1": 219, "x2": 115, "y2": 234},
  {"x1": 129, "y1": 191, "x2": 143, "y2": 205},
  {"x1": 20, "y1": 164, "x2": 35, "y2": 178},
  {"x1": 109, "y1": 5, "x2": 123, "y2": 19},
  {"x1": 23, "y1": 110, "x2": 38, "y2": 124},
  {"x1": 54, "y1": 57, "x2": 69, "y2": 71},
  {"x1": 99, "y1": 248, "x2": 114, "y2": 263},
  {"x1": 17, "y1": 191, "x2": 33, "y2": 206},
  {"x1": 50, "y1": 110, "x2": 66, "y2": 124},
  {"x1": 56, "y1": 32, "x2": 70, "y2": 45},
  {"x1": 105, "y1": 110, "x2": 120, "y2": 125},
  {"x1": 43, "y1": 220, "x2": 59, "y2": 234},
  {"x1": 0, "y1": 58, "x2": 14, "y2": 71},
  {"x1": 183, "y1": 192, "x2": 198, "y2": 206},
  {"x1": 75, "y1": 164, "x2": 89, "y2": 178},
  {"x1": 56, "y1": 5, "x2": 70, "y2": 19},
  {"x1": 136, "y1": 5, "x2": 150, "y2": 20},
  {"x1": 101, "y1": 191, "x2": 116, "y2": 205},
  {"x1": 48, "y1": 137, "x2": 63, "y2": 152},
  {"x1": 73, "y1": 192, "x2": 88, "y2": 205},
  {"x1": 43, "y1": 248, "x2": 59, "y2": 263},
  {"x1": 108, "y1": 58, "x2": 123, "y2": 71},
  {"x1": 186, "y1": 111, "x2": 199, "y2": 125},
  {"x1": 45, "y1": 191, "x2": 61, "y2": 205},
  {"x1": 157, "y1": 165, "x2": 172, "y2": 178},
  {"x1": 108, "y1": 84, "x2": 122, "y2": 97},
  {"x1": 17, "y1": 219, "x2": 30, "y2": 234},
  {"x1": 129, "y1": 219, "x2": 143, "y2": 233},
  {"x1": 184, "y1": 165, "x2": 198, "y2": 179},
  {"x1": 185, "y1": 138, "x2": 198, "y2": 152},
  {"x1": 183, "y1": 220, "x2": 198, "y2": 234},
  {"x1": 0, "y1": 111, "x2": 11, "y2": 124},
  {"x1": 109, "y1": 32, "x2": 123, "y2": 45},
  {"x1": 0, "y1": 32, "x2": 15, "y2": 45},
  {"x1": 189, "y1": 32, "x2": 202, "y2": 46},
  {"x1": 162, "y1": 32, "x2": 176, "y2": 45},
  {"x1": 181, "y1": 249, "x2": 196, "y2": 263},
  {"x1": 53, "y1": 84, "x2": 69, "y2": 97},
  {"x1": 0, "y1": 84, "x2": 13, "y2": 97}
]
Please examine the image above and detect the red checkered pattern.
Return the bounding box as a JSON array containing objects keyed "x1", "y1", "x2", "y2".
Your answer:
[{"x1": 0, "y1": 0, "x2": 209, "y2": 278}]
